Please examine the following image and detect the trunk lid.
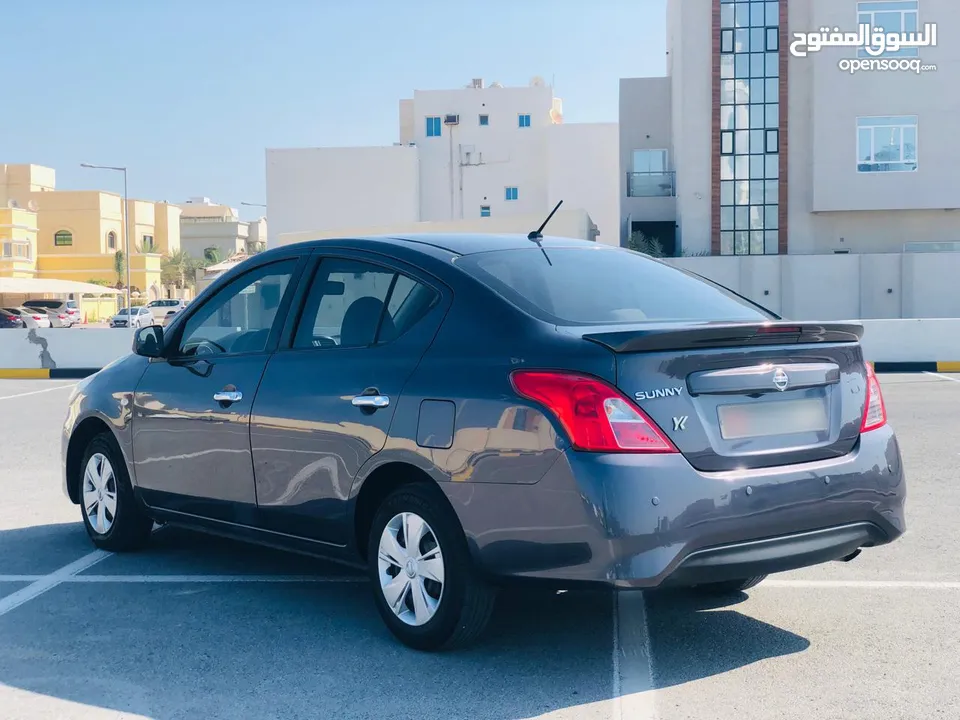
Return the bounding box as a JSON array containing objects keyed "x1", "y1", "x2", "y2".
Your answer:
[{"x1": 582, "y1": 321, "x2": 868, "y2": 472}]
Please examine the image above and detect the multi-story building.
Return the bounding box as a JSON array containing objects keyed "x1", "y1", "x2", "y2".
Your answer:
[
  {"x1": 179, "y1": 196, "x2": 267, "y2": 259},
  {"x1": 622, "y1": 0, "x2": 959, "y2": 256},
  {"x1": 0, "y1": 164, "x2": 181, "y2": 301},
  {"x1": 266, "y1": 78, "x2": 619, "y2": 246}
]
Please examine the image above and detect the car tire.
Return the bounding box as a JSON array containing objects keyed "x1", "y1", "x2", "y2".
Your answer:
[
  {"x1": 368, "y1": 483, "x2": 497, "y2": 651},
  {"x1": 690, "y1": 575, "x2": 767, "y2": 596},
  {"x1": 78, "y1": 432, "x2": 154, "y2": 552}
]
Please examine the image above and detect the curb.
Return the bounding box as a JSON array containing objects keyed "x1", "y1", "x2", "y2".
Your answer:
[{"x1": 0, "y1": 369, "x2": 101, "y2": 379}]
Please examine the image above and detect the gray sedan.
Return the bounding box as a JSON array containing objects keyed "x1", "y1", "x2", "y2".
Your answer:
[{"x1": 60, "y1": 233, "x2": 907, "y2": 650}]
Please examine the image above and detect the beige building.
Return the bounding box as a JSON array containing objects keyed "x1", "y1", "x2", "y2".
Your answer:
[
  {"x1": 179, "y1": 196, "x2": 267, "y2": 260},
  {"x1": 622, "y1": 0, "x2": 959, "y2": 256}
]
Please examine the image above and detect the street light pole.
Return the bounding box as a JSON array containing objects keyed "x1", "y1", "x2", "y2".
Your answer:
[{"x1": 81, "y1": 163, "x2": 132, "y2": 336}]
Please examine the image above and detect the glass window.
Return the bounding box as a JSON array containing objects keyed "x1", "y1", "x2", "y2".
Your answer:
[
  {"x1": 479, "y1": 114, "x2": 489, "y2": 126},
  {"x1": 750, "y1": 155, "x2": 765, "y2": 178},
  {"x1": 107, "y1": 231, "x2": 117, "y2": 250},
  {"x1": 750, "y1": 2, "x2": 766, "y2": 27},
  {"x1": 765, "y1": 52, "x2": 779, "y2": 77},
  {"x1": 766, "y1": 129, "x2": 779, "y2": 153},
  {"x1": 721, "y1": 131, "x2": 734, "y2": 155},
  {"x1": 856, "y1": 115, "x2": 919, "y2": 172},
  {"x1": 765, "y1": 103, "x2": 779, "y2": 128},
  {"x1": 480, "y1": 205, "x2": 491, "y2": 217},
  {"x1": 721, "y1": 206, "x2": 734, "y2": 231},
  {"x1": 765, "y1": 78, "x2": 779, "y2": 102},
  {"x1": 426, "y1": 117, "x2": 441, "y2": 137},
  {"x1": 749, "y1": 180, "x2": 765, "y2": 202},
  {"x1": 721, "y1": 54, "x2": 735, "y2": 78},
  {"x1": 54, "y1": 230, "x2": 72, "y2": 247},
  {"x1": 750, "y1": 231, "x2": 765, "y2": 255},
  {"x1": 735, "y1": 181, "x2": 750, "y2": 205},
  {"x1": 751, "y1": 129, "x2": 765, "y2": 154},
  {"x1": 765, "y1": 180, "x2": 779, "y2": 204},
  {"x1": 721, "y1": 232, "x2": 735, "y2": 256},
  {"x1": 735, "y1": 2, "x2": 750, "y2": 28},
  {"x1": 749, "y1": 78, "x2": 765, "y2": 104},
  {"x1": 633, "y1": 149, "x2": 668, "y2": 173},
  {"x1": 765, "y1": 154, "x2": 780, "y2": 179},
  {"x1": 766, "y1": 27, "x2": 779, "y2": 51},
  {"x1": 750, "y1": 104, "x2": 764, "y2": 128},
  {"x1": 735, "y1": 53, "x2": 749, "y2": 77},
  {"x1": 749, "y1": 205, "x2": 764, "y2": 230},
  {"x1": 764, "y1": 230, "x2": 779, "y2": 254},
  {"x1": 518, "y1": 114, "x2": 532, "y2": 128},
  {"x1": 505, "y1": 186, "x2": 519, "y2": 201},
  {"x1": 720, "y1": 157, "x2": 735, "y2": 180},
  {"x1": 735, "y1": 130, "x2": 750, "y2": 154},
  {"x1": 735, "y1": 206, "x2": 749, "y2": 230},
  {"x1": 856, "y1": 1, "x2": 920, "y2": 57},
  {"x1": 765, "y1": 206, "x2": 779, "y2": 230},
  {"x1": 456, "y1": 247, "x2": 774, "y2": 326},
  {"x1": 721, "y1": 105, "x2": 735, "y2": 130},
  {"x1": 721, "y1": 80, "x2": 736, "y2": 104},
  {"x1": 750, "y1": 52, "x2": 765, "y2": 77},
  {"x1": 735, "y1": 79, "x2": 750, "y2": 103},
  {"x1": 765, "y1": 1, "x2": 779, "y2": 26},
  {"x1": 735, "y1": 105, "x2": 750, "y2": 129},
  {"x1": 178, "y1": 259, "x2": 297, "y2": 357},
  {"x1": 721, "y1": 3, "x2": 735, "y2": 29},
  {"x1": 721, "y1": 29, "x2": 734, "y2": 53},
  {"x1": 735, "y1": 155, "x2": 750, "y2": 179},
  {"x1": 735, "y1": 231, "x2": 750, "y2": 255},
  {"x1": 720, "y1": 181, "x2": 735, "y2": 205}
]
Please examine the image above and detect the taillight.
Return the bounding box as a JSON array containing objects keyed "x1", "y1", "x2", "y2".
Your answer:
[
  {"x1": 58, "y1": 314, "x2": 67, "y2": 320},
  {"x1": 860, "y1": 363, "x2": 887, "y2": 432},
  {"x1": 32, "y1": 315, "x2": 42, "y2": 321},
  {"x1": 510, "y1": 370, "x2": 677, "y2": 453}
]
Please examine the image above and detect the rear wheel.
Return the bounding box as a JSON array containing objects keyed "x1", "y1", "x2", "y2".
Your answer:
[
  {"x1": 690, "y1": 575, "x2": 767, "y2": 595},
  {"x1": 368, "y1": 484, "x2": 496, "y2": 651},
  {"x1": 79, "y1": 433, "x2": 154, "y2": 552}
]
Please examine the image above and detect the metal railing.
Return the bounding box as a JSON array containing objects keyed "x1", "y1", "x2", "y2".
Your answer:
[{"x1": 627, "y1": 171, "x2": 676, "y2": 198}]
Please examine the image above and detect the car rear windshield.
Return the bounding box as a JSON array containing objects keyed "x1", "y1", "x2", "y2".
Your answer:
[
  {"x1": 455, "y1": 246, "x2": 775, "y2": 326},
  {"x1": 24, "y1": 300, "x2": 58, "y2": 309}
]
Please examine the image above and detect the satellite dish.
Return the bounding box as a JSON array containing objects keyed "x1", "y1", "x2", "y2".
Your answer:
[
  {"x1": 7, "y1": 199, "x2": 20, "y2": 208},
  {"x1": 490, "y1": 82, "x2": 503, "y2": 88},
  {"x1": 27, "y1": 200, "x2": 38, "y2": 211}
]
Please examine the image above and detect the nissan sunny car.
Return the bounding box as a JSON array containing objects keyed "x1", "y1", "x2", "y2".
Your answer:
[{"x1": 61, "y1": 234, "x2": 906, "y2": 650}]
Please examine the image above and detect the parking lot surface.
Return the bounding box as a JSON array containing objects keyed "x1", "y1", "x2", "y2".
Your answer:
[{"x1": 1, "y1": 373, "x2": 957, "y2": 719}]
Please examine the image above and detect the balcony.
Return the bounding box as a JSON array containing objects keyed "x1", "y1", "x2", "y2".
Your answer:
[{"x1": 627, "y1": 171, "x2": 676, "y2": 198}]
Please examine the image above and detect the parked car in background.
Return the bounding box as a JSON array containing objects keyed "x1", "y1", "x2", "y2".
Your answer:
[
  {"x1": 61, "y1": 234, "x2": 907, "y2": 651},
  {"x1": 145, "y1": 299, "x2": 187, "y2": 324},
  {"x1": 38, "y1": 308, "x2": 72, "y2": 328},
  {"x1": 23, "y1": 299, "x2": 80, "y2": 327},
  {"x1": 109, "y1": 306, "x2": 153, "y2": 329},
  {"x1": 2, "y1": 306, "x2": 51, "y2": 329},
  {"x1": 0, "y1": 309, "x2": 25, "y2": 328}
]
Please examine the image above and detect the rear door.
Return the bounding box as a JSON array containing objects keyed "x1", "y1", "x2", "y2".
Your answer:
[{"x1": 249, "y1": 251, "x2": 448, "y2": 545}]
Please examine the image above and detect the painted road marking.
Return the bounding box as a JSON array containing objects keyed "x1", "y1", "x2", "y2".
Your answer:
[
  {"x1": 0, "y1": 383, "x2": 77, "y2": 401},
  {"x1": 613, "y1": 591, "x2": 658, "y2": 720},
  {"x1": 923, "y1": 371, "x2": 960, "y2": 384},
  {"x1": 0, "y1": 550, "x2": 110, "y2": 617},
  {"x1": 764, "y1": 579, "x2": 960, "y2": 589}
]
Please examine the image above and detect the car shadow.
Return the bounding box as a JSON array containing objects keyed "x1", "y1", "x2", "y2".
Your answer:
[{"x1": 0, "y1": 523, "x2": 810, "y2": 719}]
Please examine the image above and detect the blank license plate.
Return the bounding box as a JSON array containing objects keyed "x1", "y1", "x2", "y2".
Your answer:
[{"x1": 717, "y1": 398, "x2": 829, "y2": 440}]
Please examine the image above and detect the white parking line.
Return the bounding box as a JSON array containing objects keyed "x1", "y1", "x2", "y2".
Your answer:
[
  {"x1": 612, "y1": 591, "x2": 658, "y2": 720},
  {"x1": 0, "y1": 383, "x2": 77, "y2": 401},
  {"x1": 923, "y1": 371, "x2": 960, "y2": 384},
  {"x1": 0, "y1": 550, "x2": 109, "y2": 617},
  {"x1": 0, "y1": 574, "x2": 366, "y2": 583},
  {"x1": 764, "y1": 579, "x2": 960, "y2": 589}
]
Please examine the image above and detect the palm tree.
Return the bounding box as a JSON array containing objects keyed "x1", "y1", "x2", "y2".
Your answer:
[
  {"x1": 161, "y1": 249, "x2": 198, "y2": 289},
  {"x1": 113, "y1": 250, "x2": 125, "y2": 288},
  {"x1": 203, "y1": 246, "x2": 224, "y2": 266}
]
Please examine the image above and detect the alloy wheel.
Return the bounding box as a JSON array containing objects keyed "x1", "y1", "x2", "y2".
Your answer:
[
  {"x1": 377, "y1": 512, "x2": 445, "y2": 626},
  {"x1": 82, "y1": 453, "x2": 118, "y2": 535}
]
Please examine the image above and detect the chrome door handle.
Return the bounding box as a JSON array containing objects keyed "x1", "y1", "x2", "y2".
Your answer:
[
  {"x1": 352, "y1": 395, "x2": 389, "y2": 408},
  {"x1": 213, "y1": 390, "x2": 243, "y2": 403}
]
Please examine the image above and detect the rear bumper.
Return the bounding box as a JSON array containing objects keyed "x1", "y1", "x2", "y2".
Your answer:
[{"x1": 448, "y1": 424, "x2": 906, "y2": 589}]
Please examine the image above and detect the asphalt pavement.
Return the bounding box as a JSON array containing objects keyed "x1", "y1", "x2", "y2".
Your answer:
[{"x1": 0, "y1": 373, "x2": 956, "y2": 720}]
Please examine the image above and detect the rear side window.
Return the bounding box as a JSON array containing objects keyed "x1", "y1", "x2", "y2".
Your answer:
[{"x1": 455, "y1": 246, "x2": 773, "y2": 326}]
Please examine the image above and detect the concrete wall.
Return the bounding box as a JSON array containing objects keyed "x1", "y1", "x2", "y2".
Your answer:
[
  {"x1": 4, "y1": 318, "x2": 960, "y2": 373},
  {"x1": 265, "y1": 146, "x2": 420, "y2": 245},
  {"x1": 665, "y1": 252, "x2": 960, "y2": 319}
]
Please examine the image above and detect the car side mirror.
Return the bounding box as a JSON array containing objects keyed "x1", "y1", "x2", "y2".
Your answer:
[{"x1": 133, "y1": 325, "x2": 164, "y2": 358}]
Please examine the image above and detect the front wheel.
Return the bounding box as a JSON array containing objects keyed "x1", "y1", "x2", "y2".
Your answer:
[
  {"x1": 79, "y1": 433, "x2": 154, "y2": 552},
  {"x1": 368, "y1": 484, "x2": 496, "y2": 651},
  {"x1": 690, "y1": 575, "x2": 767, "y2": 596}
]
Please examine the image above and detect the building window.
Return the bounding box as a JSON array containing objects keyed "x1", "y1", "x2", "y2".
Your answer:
[
  {"x1": 505, "y1": 187, "x2": 519, "y2": 201},
  {"x1": 426, "y1": 116, "x2": 442, "y2": 137},
  {"x1": 857, "y1": 1, "x2": 919, "y2": 57},
  {"x1": 106, "y1": 231, "x2": 117, "y2": 250},
  {"x1": 54, "y1": 230, "x2": 73, "y2": 247},
  {"x1": 479, "y1": 114, "x2": 489, "y2": 126},
  {"x1": 718, "y1": 0, "x2": 780, "y2": 256},
  {"x1": 480, "y1": 205, "x2": 491, "y2": 217},
  {"x1": 518, "y1": 114, "x2": 531, "y2": 128},
  {"x1": 142, "y1": 234, "x2": 155, "y2": 252},
  {"x1": 857, "y1": 116, "x2": 918, "y2": 172}
]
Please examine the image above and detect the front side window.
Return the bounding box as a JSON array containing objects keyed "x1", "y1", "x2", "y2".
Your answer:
[
  {"x1": 176, "y1": 259, "x2": 297, "y2": 357},
  {"x1": 456, "y1": 246, "x2": 772, "y2": 326},
  {"x1": 857, "y1": 1, "x2": 920, "y2": 58},
  {"x1": 293, "y1": 258, "x2": 438, "y2": 350},
  {"x1": 54, "y1": 230, "x2": 72, "y2": 247},
  {"x1": 857, "y1": 115, "x2": 918, "y2": 172}
]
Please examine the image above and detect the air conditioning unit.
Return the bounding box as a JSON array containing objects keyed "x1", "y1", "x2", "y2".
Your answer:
[
  {"x1": 444, "y1": 114, "x2": 460, "y2": 126},
  {"x1": 471, "y1": 78, "x2": 484, "y2": 89}
]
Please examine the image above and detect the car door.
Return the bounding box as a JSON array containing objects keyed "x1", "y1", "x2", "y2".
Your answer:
[
  {"x1": 132, "y1": 255, "x2": 305, "y2": 523},
  {"x1": 250, "y1": 251, "x2": 449, "y2": 545}
]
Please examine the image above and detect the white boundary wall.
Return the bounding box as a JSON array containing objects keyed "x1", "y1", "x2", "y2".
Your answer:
[{"x1": 1, "y1": 321, "x2": 959, "y2": 371}]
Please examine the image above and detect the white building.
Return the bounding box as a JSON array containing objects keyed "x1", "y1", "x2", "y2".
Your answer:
[
  {"x1": 179, "y1": 197, "x2": 268, "y2": 260},
  {"x1": 266, "y1": 78, "x2": 619, "y2": 246}
]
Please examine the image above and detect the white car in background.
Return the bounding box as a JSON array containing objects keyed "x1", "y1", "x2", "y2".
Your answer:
[
  {"x1": 23, "y1": 299, "x2": 80, "y2": 326},
  {"x1": 2, "y1": 306, "x2": 52, "y2": 329},
  {"x1": 37, "y1": 308, "x2": 72, "y2": 328},
  {"x1": 145, "y1": 298, "x2": 187, "y2": 324},
  {"x1": 109, "y1": 306, "x2": 154, "y2": 329}
]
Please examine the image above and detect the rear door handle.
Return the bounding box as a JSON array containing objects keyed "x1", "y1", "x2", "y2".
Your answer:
[
  {"x1": 213, "y1": 390, "x2": 243, "y2": 403},
  {"x1": 351, "y1": 395, "x2": 389, "y2": 409}
]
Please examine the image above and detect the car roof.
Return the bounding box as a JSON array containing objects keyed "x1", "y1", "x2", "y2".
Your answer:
[{"x1": 286, "y1": 233, "x2": 603, "y2": 257}]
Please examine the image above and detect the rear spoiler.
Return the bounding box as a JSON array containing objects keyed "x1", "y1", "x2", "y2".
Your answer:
[{"x1": 582, "y1": 322, "x2": 864, "y2": 354}]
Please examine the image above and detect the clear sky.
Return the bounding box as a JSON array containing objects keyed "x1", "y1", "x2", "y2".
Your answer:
[{"x1": 0, "y1": 0, "x2": 666, "y2": 220}]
